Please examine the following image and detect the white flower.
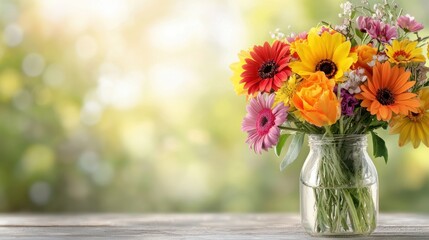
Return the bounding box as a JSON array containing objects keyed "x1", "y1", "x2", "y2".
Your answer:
[
  {"x1": 377, "y1": 54, "x2": 388, "y2": 62},
  {"x1": 341, "y1": 68, "x2": 368, "y2": 94},
  {"x1": 367, "y1": 54, "x2": 388, "y2": 67},
  {"x1": 270, "y1": 28, "x2": 285, "y2": 40},
  {"x1": 334, "y1": 24, "x2": 348, "y2": 35},
  {"x1": 340, "y1": 1, "x2": 353, "y2": 17}
]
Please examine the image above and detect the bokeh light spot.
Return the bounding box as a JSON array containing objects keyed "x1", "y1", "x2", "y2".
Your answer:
[
  {"x1": 21, "y1": 145, "x2": 55, "y2": 175},
  {"x1": 29, "y1": 181, "x2": 52, "y2": 205},
  {"x1": 43, "y1": 64, "x2": 65, "y2": 87},
  {"x1": 80, "y1": 100, "x2": 103, "y2": 126},
  {"x1": 12, "y1": 90, "x2": 33, "y2": 111},
  {"x1": 78, "y1": 150, "x2": 100, "y2": 174},
  {"x1": 0, "y1": 69, "x2": 22, "y2": 101},
  {"x1": 22, "y1": 53, "x2": 45, "y2": 77},
  {"x1": 3, "y1": 23, "x2": 23, "y2": 47}
]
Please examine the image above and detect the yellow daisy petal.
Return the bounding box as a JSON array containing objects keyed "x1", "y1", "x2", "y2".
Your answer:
[
  {"x1": 229, "y1": 50, "x2": 251, "y2": 96},
  {"x1": 389, "y1": 87, "x2": 429, "y2": 148}
]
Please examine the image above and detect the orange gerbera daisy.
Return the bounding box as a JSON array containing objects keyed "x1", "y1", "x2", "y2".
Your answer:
[{"x1": 357, "y1": 62, "x2": 420, "y2": 121}]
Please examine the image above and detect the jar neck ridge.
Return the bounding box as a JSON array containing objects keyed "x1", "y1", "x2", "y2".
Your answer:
[{"x1": 308, "y1": 134, "x2": 367, "y2": 147}]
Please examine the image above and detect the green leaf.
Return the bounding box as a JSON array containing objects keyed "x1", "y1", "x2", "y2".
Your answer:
[
  {"x1": 321, "y1": 21, "x2": 331, "y2": 26},
  {"x1": 370, "y1": 131, "x2": 389, "y2": 164},
  {"x1": 275, "y1": 134, "x2": 290, "y2": 157},
  {"x1": 355, "y1": 28, "x2": 364, "y2": 40},
  {"x1": 280, "y1": 132, "x2": 305, "y2": 171},
  {"x1": 350, "y1": 10, "x2": 356, "y2": 19},
  {"x1": 368, "y1": 120, "x2": 388, "y2": 131}
]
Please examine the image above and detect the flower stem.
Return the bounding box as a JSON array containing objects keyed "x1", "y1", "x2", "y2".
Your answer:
[
  {"x1": 311, "y1": 137, "x2": 377, "y2": 234},
  {"x1": 278, "y1": 126, "x2": 307, "y2": 133}
]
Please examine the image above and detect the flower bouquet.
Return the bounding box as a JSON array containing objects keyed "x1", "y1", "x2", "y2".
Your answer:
[{"x1": 230, "y1": 0, "x2": 429, "y2": 236}]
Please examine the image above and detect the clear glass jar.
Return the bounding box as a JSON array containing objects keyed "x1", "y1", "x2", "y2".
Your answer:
[{"x1": 300, "y1": 134, "x2": 378, "y2": 236}]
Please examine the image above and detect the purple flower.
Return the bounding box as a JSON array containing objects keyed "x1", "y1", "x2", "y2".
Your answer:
[
  {"x1": 334, "y1": 87, "x2": 359, "y2": 116},
  {"x1": 367, "y1": 19, "x2": 397, "y2": 43},
  {"x1": 341, "y1": 91, "x2": 358, "y2": 116},
  {"x1": 242, "y1": 93, "x2": 288, "y2": 154},
  {"x1": 356, "y1": 16, "x2": 397, "y2": 43},
  {"x1": 397, "y1": 14, "x2": 424, "y2": 32},
  {"x1": 356, "y1": 16, "x2": 372, "y2": 32}
]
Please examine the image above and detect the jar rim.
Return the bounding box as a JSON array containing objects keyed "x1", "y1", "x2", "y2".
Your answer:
[{"x1": 308, "y1": 134, "x2": 367, "y2": 145}]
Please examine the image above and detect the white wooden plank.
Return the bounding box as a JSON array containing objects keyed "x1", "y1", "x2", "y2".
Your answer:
[{"x1": 0, "y1": 214, "x2": 426, "y2": 239}]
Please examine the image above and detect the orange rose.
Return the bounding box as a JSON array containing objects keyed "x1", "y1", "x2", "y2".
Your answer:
[
  {"x1": 292, "y1": 72, "x2": 340, "y2": 127},
  {"x1": 352, "y1": 44, "x2": 377, "y2": 75}
]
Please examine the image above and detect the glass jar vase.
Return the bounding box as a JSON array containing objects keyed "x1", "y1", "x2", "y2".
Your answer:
[{"x1": 300, "y1": 134, "x2": 378, "y2": 236}]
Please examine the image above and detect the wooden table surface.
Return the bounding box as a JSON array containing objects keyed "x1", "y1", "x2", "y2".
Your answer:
[{"x1": 0, "y1": 213, "x2": 427, "y2": 239}]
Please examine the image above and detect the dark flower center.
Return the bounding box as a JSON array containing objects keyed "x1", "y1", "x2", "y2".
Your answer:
[
  {"x1": 315, "y1": 59, "x2": 338, "y2": 78},
  {"x1": 411, "y1": 112, "x2": 420, "y2": 117},
  {"x1": 376, "y1": 88, "x2": 395, "y2": 105},
  {"x1": 408, "y1": 110, "x2": 423, "y2": 122},
  {"x1": 258, "y1": 60, "x2": 278, "y2": 79},
  {"x1": 260, "y1": 116, "x2": 268, "y2": 127},
  {"x1": 256, "y1": 109, "x2": 275, "y2": 135}
]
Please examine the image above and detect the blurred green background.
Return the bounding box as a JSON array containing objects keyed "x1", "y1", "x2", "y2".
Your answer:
[{"x1": 0, "y1": 0, "x2": 428, "y2": 212}]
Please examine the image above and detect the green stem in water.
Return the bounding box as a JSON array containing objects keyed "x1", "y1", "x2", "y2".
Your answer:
[{"x1": 312, "y1": 137, "x2": 376, "y2": 234}]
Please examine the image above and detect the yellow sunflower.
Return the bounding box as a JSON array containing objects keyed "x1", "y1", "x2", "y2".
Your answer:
[
  {"x1": 229, "y1": 50, "x2": 251, "y2": 96},
  {"x1": 274, "y1": 75, "x2": 299, "y2": 107},
  {"x1": 389, "y1": 87, "x2": 429, "y2": 148},
  {"x1": 289, "y1": 31, "x2": 357, "y2": 81},
  {"x1": 385, "y1": 39, "x2": 425, "y2": 64}
]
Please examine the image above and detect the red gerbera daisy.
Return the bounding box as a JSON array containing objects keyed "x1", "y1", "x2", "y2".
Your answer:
[{"x1": 240, "y1": 41, "x2": 292, "y2": 95}]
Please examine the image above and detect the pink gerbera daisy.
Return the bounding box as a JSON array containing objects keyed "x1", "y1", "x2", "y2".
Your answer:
[{"x1": 242, "y1": 93, "x2": 288, "y2": 154}]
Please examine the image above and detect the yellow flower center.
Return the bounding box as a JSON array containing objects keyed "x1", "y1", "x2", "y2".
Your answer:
[{"x1": 393, "y1": 50, "x2": 411, "y2": 61}]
